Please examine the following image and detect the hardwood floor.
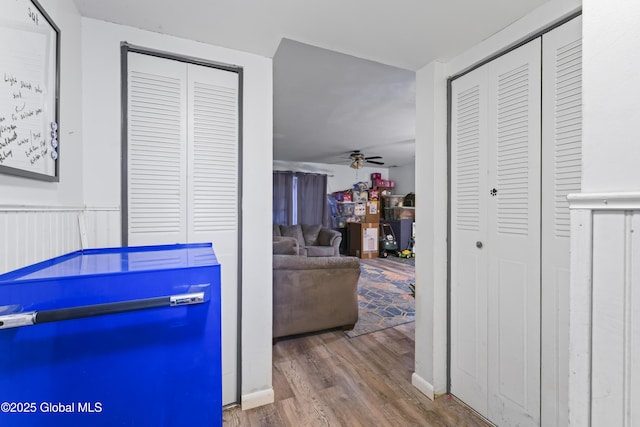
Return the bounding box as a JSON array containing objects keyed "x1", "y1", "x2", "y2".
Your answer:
[
  {"x1": 224, "y1": 257, "x2": 488, "y2": 427},
  {"x1": 360, "y1": 257, "x2": 416, "y2": 277}
]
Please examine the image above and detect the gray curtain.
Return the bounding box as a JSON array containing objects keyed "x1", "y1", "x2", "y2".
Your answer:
[
  {"x1": 296, "y1": 172, "x2": 328, "y2": 226},
  {"x1": 273, "y1": 171, "x2": 294, "y2": 225},
  {"x1": 273, "y1": 171, "x2": 329, "y2": 226}
]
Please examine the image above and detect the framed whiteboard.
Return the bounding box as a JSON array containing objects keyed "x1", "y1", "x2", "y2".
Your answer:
[{"x1": 0, "y1": 0, "x2": 60, "y2": 181}]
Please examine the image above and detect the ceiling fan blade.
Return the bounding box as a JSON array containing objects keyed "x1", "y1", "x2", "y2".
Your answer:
[
  {"x1": 366, "y1": 160, "x2": 385, "y2": 165},
  {"x1": 365, "y1": 156, "x2": 382, "y2": 160}
]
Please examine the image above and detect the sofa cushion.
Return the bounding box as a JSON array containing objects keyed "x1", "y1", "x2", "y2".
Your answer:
[
  {"x1": 306, "y1": 246, "x2": 335, "y2": 257},
  {"x1": 280, "y1": 224, "x2": 304, "y2": 246},
  {"x1": 273, "y1": 223, "x2": 282, "y2": 237},
  {"x1": 301, "y1": 224, "x2": 322, "y2": 245}
]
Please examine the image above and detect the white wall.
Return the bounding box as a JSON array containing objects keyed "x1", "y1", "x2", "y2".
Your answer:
[
  {"x1": 81, "y1": 18, "x2": 274, "y2": 408},
  {"x1": 412, "y1": 60, "x2": 447, "y2": 399},
  {"x1": 273, "y1": 160, "x2": 388, "y2": 193},
  {"x1": 0, "y1": 0, "x2": 86, "y2": 273},
  {"x1": 568, "y1": 0, "x2": 640, "y2": 424},
  {"x1": 581, "y1": 0, "x2": 640, "y2": 192},
  {"x1": 389, "y1": 162, "x2": 415, "y2": 195},
  {"x1": 413, "y1": 0, "x2": 582, "y2": 399}
]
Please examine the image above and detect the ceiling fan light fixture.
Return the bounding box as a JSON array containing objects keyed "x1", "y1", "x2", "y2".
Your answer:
[
  {"x1": 347, "y1": 150, "x2": 383, "y2": 168},
  {"x1": 350, "y1": 158, "x2": 363, "y2": 169}
]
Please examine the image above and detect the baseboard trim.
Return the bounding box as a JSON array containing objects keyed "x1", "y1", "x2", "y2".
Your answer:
[
  {"x1": 241, "y1": 388, "x2": 274, "y2": 410},
  {"x1": 412, "y1": 372, "x2": 435, "y2": 401}
]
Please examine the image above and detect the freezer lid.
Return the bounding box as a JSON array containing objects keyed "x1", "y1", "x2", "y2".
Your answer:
[{"x1": 0, "y1": 243, "x2": 219, "y2": 283}]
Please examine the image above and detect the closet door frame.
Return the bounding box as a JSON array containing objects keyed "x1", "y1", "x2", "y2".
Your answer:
[
  {"x1": 446, "y1": 11, "x2": 582, "y2": 424},
  {"x1": 120, "y1": 43, "x2": 244, "y2": 404}
]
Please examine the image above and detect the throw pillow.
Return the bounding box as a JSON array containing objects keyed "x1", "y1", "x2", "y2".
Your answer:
[
  {"x1": 301, "y1": 224, "x2": 322, "y2": 245},
  {"x1": 317, "y1": 228, "x2": 332, "y2": 246},
  {"x1": 273, "y1": 223, "x2": 282, "y2": 237},
  {"x1": 280, "y1": 224, "x2": 304, "y2": 246}
]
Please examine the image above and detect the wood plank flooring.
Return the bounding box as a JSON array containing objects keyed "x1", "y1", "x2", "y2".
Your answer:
[
  {"x1": 224, "y1": 257, "x2": 489, "y2": 427},
  {"x1": 360, "y1": 257, "x2": 416, "y2": 277}
]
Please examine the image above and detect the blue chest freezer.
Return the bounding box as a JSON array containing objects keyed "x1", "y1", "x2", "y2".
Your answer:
[{"x1": 0, "y1": 243, "x2": 222, "y2": 427}]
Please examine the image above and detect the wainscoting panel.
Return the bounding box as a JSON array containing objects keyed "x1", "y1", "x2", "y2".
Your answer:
[
  {"x1": 83, "y1": 207, "x2": 121, "y2": 249},
  {"x1": 0, "y1": 207, "x2": 83, "y2": 274},
  {"x1": 0, "y1": 206, "x2": 121, "y2": 274},
  {"x1": 569, "y1": 193, "x2": 640, "y2": 426},
  {"x1": 591, "y1": 210, "x2": 640, "y2": 426}
]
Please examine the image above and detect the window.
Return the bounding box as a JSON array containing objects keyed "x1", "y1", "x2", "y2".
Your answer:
[{"x1": 273, "y1": 171, "x2": 327, "y2": 225}]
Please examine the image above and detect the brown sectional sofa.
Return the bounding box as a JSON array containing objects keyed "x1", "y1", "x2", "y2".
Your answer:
[{"x1": 272, "y1": 235, "x2": 360, "y2": 341}]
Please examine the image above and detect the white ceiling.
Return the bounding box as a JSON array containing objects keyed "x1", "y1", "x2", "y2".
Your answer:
[
  {"x1": 274, "y1": 39, "x2": 416, "y2": 167},
  {"x1": 73, "y1": 0, "x2": 550, "y2": 167}
]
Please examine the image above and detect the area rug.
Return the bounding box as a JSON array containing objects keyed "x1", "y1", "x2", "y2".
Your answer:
[{"x1": 345, "y1": 262, "x2": 415, "y2": 338}]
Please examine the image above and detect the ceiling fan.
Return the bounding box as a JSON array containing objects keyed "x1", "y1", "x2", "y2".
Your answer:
[{"x1": 348, "y1": 150, "x2": 384, "y2": 169}]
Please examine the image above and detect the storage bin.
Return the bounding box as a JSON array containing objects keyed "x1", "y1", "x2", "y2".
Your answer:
[
  {"x1": 385, "y1": 194, "x2": 405, "y2": 207},
  {"x1": 371, "y1": 172, "x2": 381, "y2": 180},
  {"x1": 386, "y1": 206, "x2": 416, "y2": 220}
]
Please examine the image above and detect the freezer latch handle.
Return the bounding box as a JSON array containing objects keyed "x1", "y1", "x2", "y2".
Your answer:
[
  {"x1": 0, "y1": 291, "x2": 207, "y2": 330},
  {"x1": 170, "y1": 293, "x2": 205, "y2": 306},
  {"x1": 0, "y1": 313, "x2": 37, "y2": 329}
]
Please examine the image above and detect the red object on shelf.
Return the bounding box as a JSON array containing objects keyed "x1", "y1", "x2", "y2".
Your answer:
[{"x1": 370, "y1": 172, "x2": 381, "y2": 180}]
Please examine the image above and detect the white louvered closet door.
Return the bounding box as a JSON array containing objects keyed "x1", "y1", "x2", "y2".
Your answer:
[
  {"x1": 127, "y1": 53, "x2": 239, "y2": 406},
  {"x1": 486, "y1": 38, "x2": 541, "y2": 427},
  {"x1": 186, "y1": 63, "x2": 239, "y2": 406},
  {"x1": 540, "y1": 16, "x2": 582, "y2": 427},
  {"x1": 450, "y1": 65, "x2": 489, "y2": 418},
  {"x1": 127, "y1": 53, "x2": 188, "y2": 245},
  {"x1": 450, "y1": 17, "x2": 582, "y2": 427},
  {"x1": 451, "y1": 39, "x2": 542, "y2": 426}
]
